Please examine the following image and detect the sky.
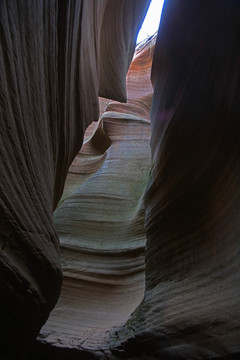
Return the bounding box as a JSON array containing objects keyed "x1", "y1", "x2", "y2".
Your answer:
[{"x1": 137, "y1": 0, "x2": 165, "y2": 43}]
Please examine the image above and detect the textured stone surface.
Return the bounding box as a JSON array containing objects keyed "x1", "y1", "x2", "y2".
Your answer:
[
  {"x1": 0, "y1": 1, "x2": 150, "y2": 358},
  {"x1": 109, "y1": 1, "x2": 240, "y2": 359},
  {"x1": 2, "y1": 0, "x2": 240, "y2": 358},
  {"x1": 31, "y1": 36, "x2": 154, "y2": 360}
]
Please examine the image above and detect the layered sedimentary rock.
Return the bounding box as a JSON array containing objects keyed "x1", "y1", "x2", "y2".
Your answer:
[
  {"x1": 31, "y1": 36, "x2": 155, "y2": 359},
  {"x1": 2, "y1": 0, "x2": 240, "y2": 358},
  {"x1": 0, "y1": 1, "x2": 150, "y2": 358},
  {"x1": 109, "y1": 1, "x2": 240, "y2": 359}
]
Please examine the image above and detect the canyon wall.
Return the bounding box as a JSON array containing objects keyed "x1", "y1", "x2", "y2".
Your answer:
[
  {"x1": 1, "y1": 0, "x2": 240, "y2": 359},
  {"x1": 110, "y1": 1, "x2": 240, "y2": 359},
  {"x1": 0, "y1": 1, "x2": 150, "y2": 358},
  {"x1": 30, "y1": 35, "x2": 155, "y2": 360}
]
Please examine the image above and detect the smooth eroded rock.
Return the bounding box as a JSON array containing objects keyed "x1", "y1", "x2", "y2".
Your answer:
[
  {"x1": 109, "y1": 1, "x2": 240, "y2": 359},
  {"x1": 0, "y1": 1, "x2": 150, "y2": 357},
  {"x1": 31, "y1": 35, "x2": 155, "y2": 359}
]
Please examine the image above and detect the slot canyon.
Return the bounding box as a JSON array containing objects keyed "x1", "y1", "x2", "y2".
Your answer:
[{"x1": 0, "y1": 1, "x2": 240, "y2": 359}]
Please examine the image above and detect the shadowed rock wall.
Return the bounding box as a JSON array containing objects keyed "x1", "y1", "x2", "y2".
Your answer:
[
  {"x1": 2, "y1": 0, "x2": 240, "y2": 359},
  {"x1": 0, "y1": 1, "x2": 150, "y2": 358},
  {"x1": 109, "y1": 1, "x2": 240, "y2": 359},
  {"x1": 30, "y1": 35, "x2": 155, "y2": 360}
]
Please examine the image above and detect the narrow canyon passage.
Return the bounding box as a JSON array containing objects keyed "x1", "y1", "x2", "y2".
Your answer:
[
  {"x1": 32, "y1": 37, "x2": 155, "y2": 358},
  {"x1": 1, "y1": 1, "x2": 240, "y2": 359}
]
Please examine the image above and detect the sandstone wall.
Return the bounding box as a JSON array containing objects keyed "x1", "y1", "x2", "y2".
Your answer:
[
  {"x1": 110, "y1": 1, "x2": 240, "y2": 359},
  {"x1": 31, "y1": 35, "x2": 155, "y2": 360},
  {"x1": 0, "y1": 1, "x2": 150, "y2": 358},
  {"x1": 2, "y1": 0, "x2": 240, "y2": 359}
]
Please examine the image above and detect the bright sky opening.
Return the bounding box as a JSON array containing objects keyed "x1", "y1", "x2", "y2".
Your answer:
[{"x1": 137, "y1": 0, "x2": 165, "y2": 43}]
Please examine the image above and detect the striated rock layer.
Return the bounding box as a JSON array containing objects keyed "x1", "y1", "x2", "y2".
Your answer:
[
  {"x1": 31, "y1": 36, "x2": 155, "y2": 359},
  {"x1": 0, "y1": 1, "x2": 150, "y2": 358},
  {"x1": 109, "y1": 1, "x2": 240, "y2": 359},
  {"x1": 2, "y1": 0, "x2": 240, "y2": 358}
]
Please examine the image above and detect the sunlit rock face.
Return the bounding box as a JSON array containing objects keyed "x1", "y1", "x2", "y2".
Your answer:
[
  {"x1": 31, "y1": 36, "x2": 155, "y2": 360},
  {"x1": 0, "y1": 1, "x2": 150, "y2": 358},
  {"x1": 110, "y1": 1, "x2": 240, "y2": 359}
]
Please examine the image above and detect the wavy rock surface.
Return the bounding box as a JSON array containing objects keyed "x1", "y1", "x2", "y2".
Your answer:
[
  {"x1": 0, "y1": 1, "x2": 150, "y2": 358},
  {"x1": 30, "y1": 37, "x2": 155, "y2": 359},
  {"x1": 109, "y1": 1, "x2": 240, "y2": 359},
  {"x1": 2, "y1": 0, "x2": 240, "y2": 359}
]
